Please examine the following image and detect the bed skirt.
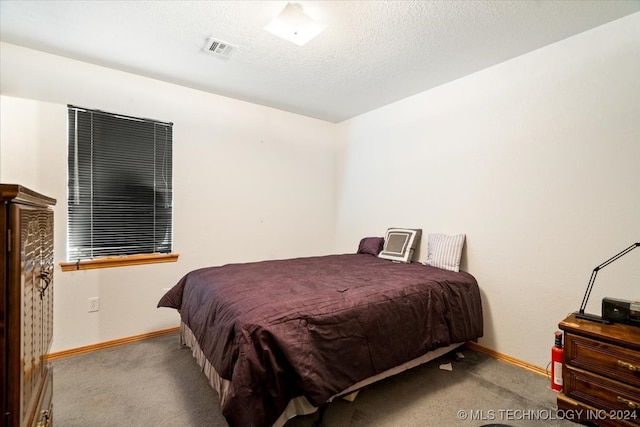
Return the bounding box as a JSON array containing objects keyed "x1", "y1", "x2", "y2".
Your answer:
[{"x1": 179, "y1": 322, "x2": 462, "y2": 427}]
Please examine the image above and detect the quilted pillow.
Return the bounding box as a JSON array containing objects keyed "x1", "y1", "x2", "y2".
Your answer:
[
  {"x1": 357, "y1": 237, "x2": 385, "y2": 256},
  {"x1": 378, "y1": 228, "x2": 422, "y2": 263},
  {"x1": 425, "y1": 233, "x2": 466, "y2": 272}
]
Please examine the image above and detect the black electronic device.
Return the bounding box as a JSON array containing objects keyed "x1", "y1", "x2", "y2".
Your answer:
[{"x1": 602, "y1": 297, "x2": 640, "y2": 326}]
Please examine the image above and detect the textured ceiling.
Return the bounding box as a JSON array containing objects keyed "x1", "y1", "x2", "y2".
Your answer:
[{"x1": 1, "y1": 1, "x2": 639, "y2": 123}]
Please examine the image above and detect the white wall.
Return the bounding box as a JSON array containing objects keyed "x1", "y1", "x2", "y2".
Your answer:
[
  {"x1": 2, "y1": 13, "x2": 639, "y2": 368},
  {"x1": 335, "y1": 13, "x2": 640, "y2": 368},
  {"x1": 0, "y1": 43, "x2": 337, "y2": 352}
]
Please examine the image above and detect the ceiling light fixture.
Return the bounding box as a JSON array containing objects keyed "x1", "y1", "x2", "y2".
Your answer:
[{"x1": 264, "y1": 3, "x2": 326, "y2": 46}]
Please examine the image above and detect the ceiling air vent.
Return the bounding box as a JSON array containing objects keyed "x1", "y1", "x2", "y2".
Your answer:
[{"x1": 203, "y1": 38, "x2": 236, "y2": 59}]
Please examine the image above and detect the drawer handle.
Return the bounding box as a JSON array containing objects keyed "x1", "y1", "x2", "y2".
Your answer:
[
  {"x1": 617, "y1": 396, "x2": 639, "y2": 410},
  {"x1": 36, "y1": 409, "x2": 50, "y2": 427},
  {"x1": 617, "y1": 360, "x2": 639, "y2": 372},
  {"x1": 39, "y1": 271, "x2": 52, "y2": 300}
]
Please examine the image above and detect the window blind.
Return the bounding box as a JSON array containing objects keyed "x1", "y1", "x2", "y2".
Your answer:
[{"x1": 67, "y1": 105, "x2": 173, "y2": 261}]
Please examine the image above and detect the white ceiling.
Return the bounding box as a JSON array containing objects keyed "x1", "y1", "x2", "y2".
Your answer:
[{"x1": 1, "y1": 1, "x2": 639, "y2": 123}]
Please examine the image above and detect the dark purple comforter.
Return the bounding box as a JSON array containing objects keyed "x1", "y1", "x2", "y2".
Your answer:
[{"x1": 158, "y1": 254, "x2": 483, "y2": 427}]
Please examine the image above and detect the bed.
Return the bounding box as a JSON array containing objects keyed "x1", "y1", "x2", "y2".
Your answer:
[{"x1": 158, "y1": 245, "x2": 482, "y2": 427}]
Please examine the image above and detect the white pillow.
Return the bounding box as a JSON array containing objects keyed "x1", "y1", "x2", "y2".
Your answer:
[
  {"x1": 425, "y1": 233, "x2": 465, "y2": 272},
  {"x1": 378, "y1": 228, "x2": 422, "y2": 263}
]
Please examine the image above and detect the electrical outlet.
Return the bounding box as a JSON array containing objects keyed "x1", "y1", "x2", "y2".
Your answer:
[{"x1": 88, "y1": 297, "x2": 99, "y2": 312}]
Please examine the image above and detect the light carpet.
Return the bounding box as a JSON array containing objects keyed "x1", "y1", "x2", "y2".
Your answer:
[{"x1": 52, "y1": 333, "x2": 575, "y2": 427}]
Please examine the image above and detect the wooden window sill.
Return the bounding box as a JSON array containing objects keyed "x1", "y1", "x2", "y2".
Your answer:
[{"x1": 59, "y1": 253, "x2": 179, "y2": 272}]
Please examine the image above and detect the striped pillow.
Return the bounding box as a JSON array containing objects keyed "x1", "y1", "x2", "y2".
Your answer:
[{"x1": 425, "y1": 233, "x2": 466, "y2": 272}]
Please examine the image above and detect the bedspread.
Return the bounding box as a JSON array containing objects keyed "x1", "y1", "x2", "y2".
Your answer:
[{"x1": 158, "y1": 253, "x2": 483, "y2": 427}]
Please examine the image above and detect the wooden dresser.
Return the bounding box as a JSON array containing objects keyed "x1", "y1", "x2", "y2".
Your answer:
[
  {"x1": 558, "y1": 313, "x2": 640, "y2": 427},
  {"x1": 1, "y1": 185, "x2": 56, "y2": 427}
]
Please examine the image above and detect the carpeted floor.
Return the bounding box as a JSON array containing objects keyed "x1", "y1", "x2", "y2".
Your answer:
[{"x1": 52, "y1": 333, "x2": 575, "y2": 426}]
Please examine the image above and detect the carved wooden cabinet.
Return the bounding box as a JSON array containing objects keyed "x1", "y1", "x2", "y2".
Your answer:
[
  {"x1": 558, "y1": 313, "x2": 640, "y2": 427},
  {"x1": 1, "y1": 185, "x2": 56, "y2": 427}
]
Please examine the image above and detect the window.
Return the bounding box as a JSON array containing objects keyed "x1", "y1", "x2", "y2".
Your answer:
[{"x1": 64, "y1": 105, "x2": 175, "y2": 269}]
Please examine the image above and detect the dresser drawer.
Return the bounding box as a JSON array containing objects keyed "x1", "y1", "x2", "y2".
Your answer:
[
  {"x1": 563, "y1": 365, "x2": 639, "y2": 425},
  {"x1": 565, "y1": 332, "x2": 640, "y2": 387},
  {"x1": 558, "y1": 393, "x2": 639, "y2": 427}
]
